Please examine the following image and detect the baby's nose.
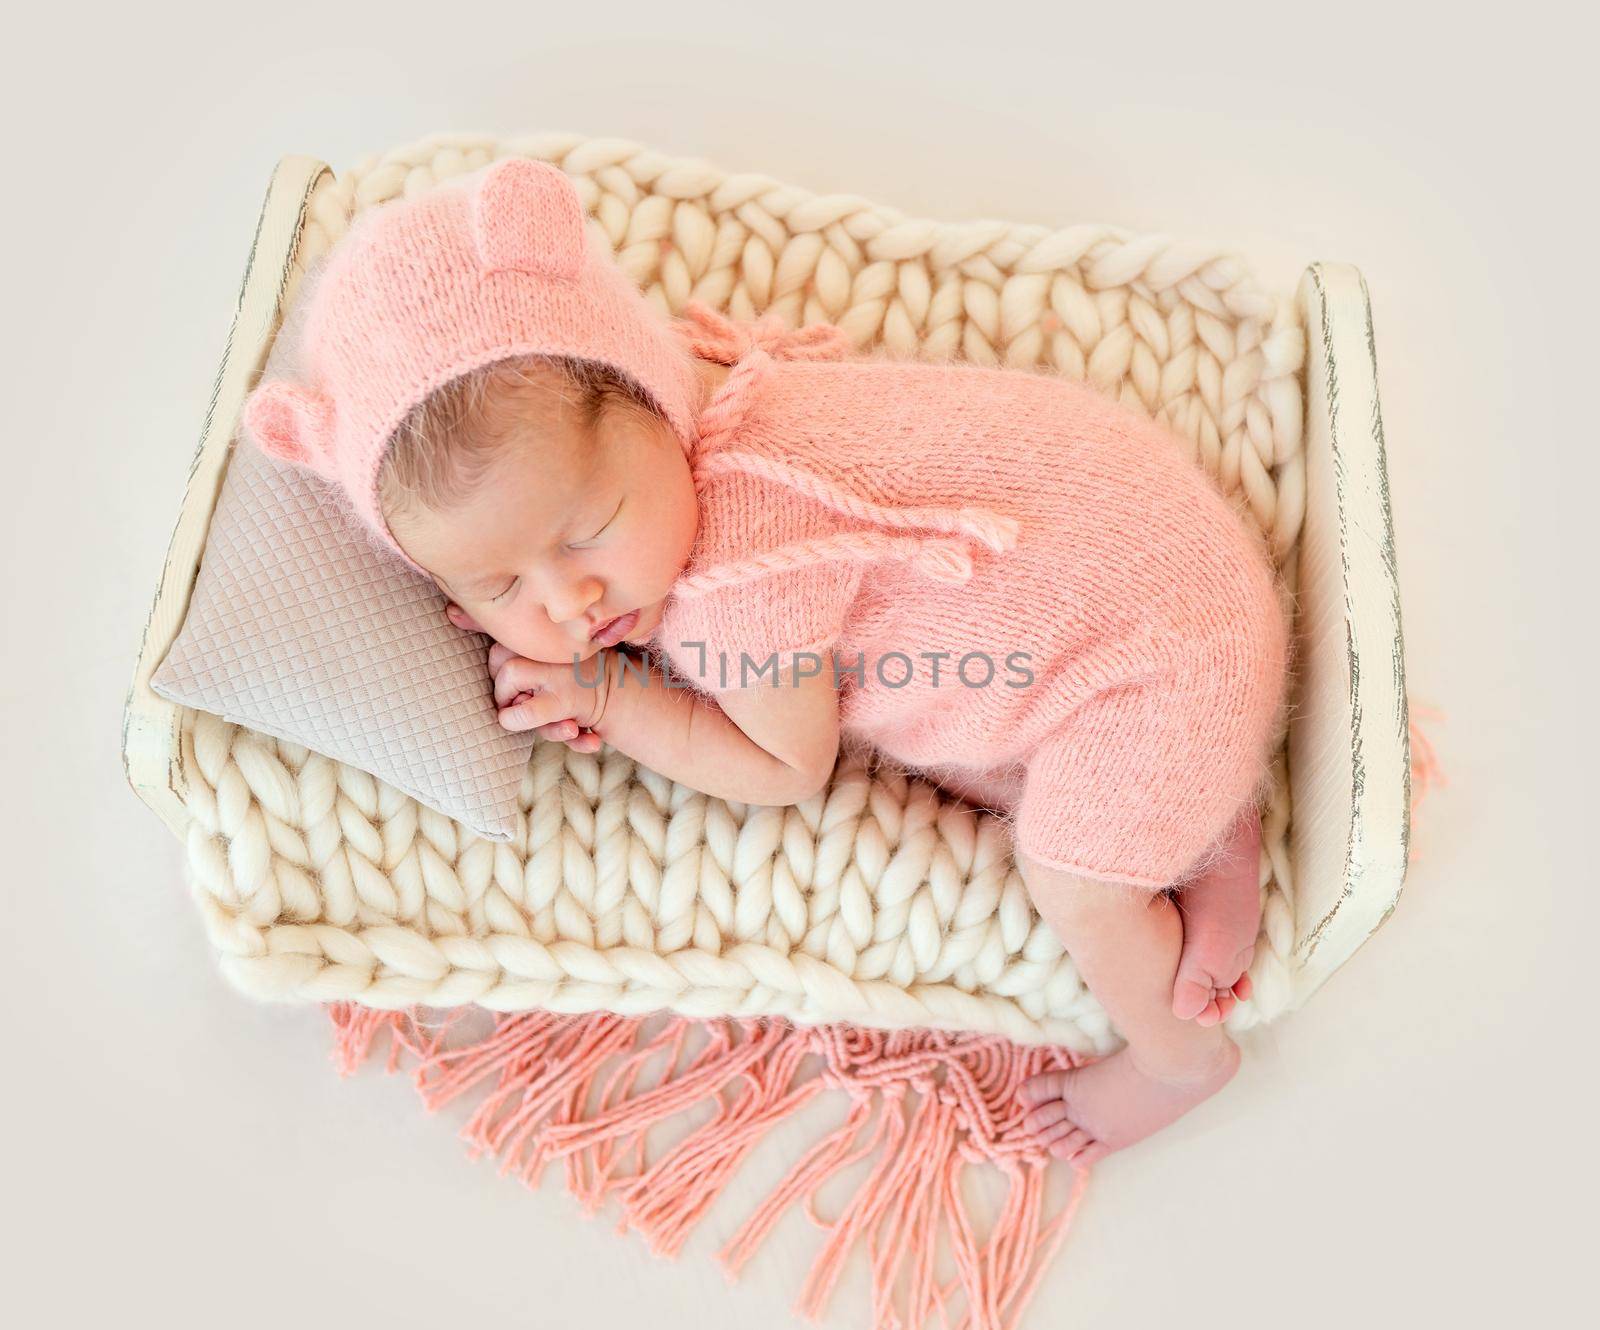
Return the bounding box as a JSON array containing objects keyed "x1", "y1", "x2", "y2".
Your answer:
[{"x1": 546, "y1": 581, "x2": 602, "y2": 627}]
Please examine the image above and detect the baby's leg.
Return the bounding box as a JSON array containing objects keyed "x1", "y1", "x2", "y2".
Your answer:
[
  {"x1": 920, "y1": 762, "x2": 1025, "y2": 815},
  {"x1": 1015, "y1": 855, "x2": 1240, "y2": 1166},
  {"x1": 1169, "y1": 802, "x2": 1264, "y2": 1025}
]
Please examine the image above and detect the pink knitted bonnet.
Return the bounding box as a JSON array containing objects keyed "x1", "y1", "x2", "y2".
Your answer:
[{"x1": 240, "y1": 157, "x2": 708, "y2": 575}]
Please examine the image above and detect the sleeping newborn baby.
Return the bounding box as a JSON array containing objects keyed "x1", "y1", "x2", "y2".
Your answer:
[{"x1": 244, "y1": 157, "x2": 1292, "y2": 1169}]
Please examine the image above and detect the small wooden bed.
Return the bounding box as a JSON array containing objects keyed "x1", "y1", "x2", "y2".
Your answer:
[{"x1": 123, "y1": 135, "x2": 1415, "y2": 1044}]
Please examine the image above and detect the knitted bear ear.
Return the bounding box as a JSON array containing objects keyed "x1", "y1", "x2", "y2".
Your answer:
[
  {"x1": 471, "y1": 157, "x2": 587, "y2": 280},
  {"x1": 241, "y1": 381, "x2": 336, "y2": 475}
]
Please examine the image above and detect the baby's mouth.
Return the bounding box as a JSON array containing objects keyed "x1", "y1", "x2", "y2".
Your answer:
[{"x1": 589, "y1": 609, "x2": 640, "y2": 647}]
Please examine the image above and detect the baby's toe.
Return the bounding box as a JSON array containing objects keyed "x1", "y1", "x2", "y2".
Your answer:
[
  {"x1": 1045, "y1": 1126, "x2": 1090, "y2": 1160},
  {"x1": 1026, "y1": 1098, "x2": 1071, "y2": 1130},
  {"x1": 1070, "y1": 1139, "x2": 1110, "y2": 1169},
  {"x1": 1172, "y1": 972, "x2": 1215, "y2": 1021},
  {"x1": 1019, "y1": 1070, "x2": 1069, "y2": 1107}
]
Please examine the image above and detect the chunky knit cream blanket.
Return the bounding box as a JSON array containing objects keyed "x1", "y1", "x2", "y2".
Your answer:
[{"x1": 172, "y1": 130, "x2": 1315, "y2": 1057}]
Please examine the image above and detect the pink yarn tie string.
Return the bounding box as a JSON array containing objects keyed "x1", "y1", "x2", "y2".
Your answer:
[
  {"x1": 674, "y1": 299, "x2": 856, "y2": 366},
  {"x1": 678, "y1": 447, "x2": 1024, "y2": 597}
]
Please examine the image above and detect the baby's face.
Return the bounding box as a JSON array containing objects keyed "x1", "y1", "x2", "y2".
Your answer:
[{"x1": 389, "y1": 393, "x2": 699, "y2": 666}]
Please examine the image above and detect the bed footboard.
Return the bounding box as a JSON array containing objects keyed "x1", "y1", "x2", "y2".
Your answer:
[{"x1": 1286, "y1": 262, "x2": 1413, "y2": 1005}]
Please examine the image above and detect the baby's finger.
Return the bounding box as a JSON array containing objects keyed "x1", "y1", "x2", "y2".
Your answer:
[
  {"x1": 488, "y1": 643, "x2": 517, "y2": 675},
  {"x1": 535, "y1": 720, "x2": 602, "y2": 753},
  {"x1": 499, "y1": 692, "x2": 568, "y2": 732},
  {"x1": 494, "y1": 657, "x2": 554, "y2": 708}
]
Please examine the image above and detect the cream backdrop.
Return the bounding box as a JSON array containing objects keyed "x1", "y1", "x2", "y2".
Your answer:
[{"x1": 2, "y1": 3, "x2": 1591, "y2": 1328}]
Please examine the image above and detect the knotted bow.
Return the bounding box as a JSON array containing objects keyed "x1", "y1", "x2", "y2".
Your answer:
[
  {"x1": 673, "y1": 300, "x2": 854, "y2": 365},
  {"x1": 670, "y1": 299, "x2": 1022, "y2": 601}
]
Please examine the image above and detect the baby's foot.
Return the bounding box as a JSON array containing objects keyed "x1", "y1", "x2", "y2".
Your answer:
[
  {"x1": 1019, "y1": 1041, "x2": 1241, "y2": 1166},
  {"x1": 1170, "y1": 805, "x2": 1264, "y2": 1026}
]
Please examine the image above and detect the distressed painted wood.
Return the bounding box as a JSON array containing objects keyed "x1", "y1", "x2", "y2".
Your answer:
[
  {"x1": 1286, "y1": 262, "x2": 1412, "y2": 1006},
  {"x1": 121, "y1": 156, "x2": 331, "y2": 843}
]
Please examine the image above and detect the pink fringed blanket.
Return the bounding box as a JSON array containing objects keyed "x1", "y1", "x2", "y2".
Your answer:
[
  {"x1": 331, "y1": 1005, "x2": 1093, "y2": 1330},
  {"x1": 328, "y1": 711, "x2": 1445, "y2": 1329}
]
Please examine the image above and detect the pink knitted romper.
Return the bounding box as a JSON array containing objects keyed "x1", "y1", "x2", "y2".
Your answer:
[{"x1": 655, "y1": 316, "x2": 1293, "y2": 890}]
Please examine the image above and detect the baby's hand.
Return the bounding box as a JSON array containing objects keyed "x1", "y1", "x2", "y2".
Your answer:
[
  {"x1": 443, "y1": 601, "x2": 605, "y2": 753},
  {"x1": 488, "y1": 642, "x2": 613, "y2": 750}
]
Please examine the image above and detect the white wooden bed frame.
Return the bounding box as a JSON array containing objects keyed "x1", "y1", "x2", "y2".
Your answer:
[{"x1": 122, "y1": 156, "x2": 1412, "y2": 1014}]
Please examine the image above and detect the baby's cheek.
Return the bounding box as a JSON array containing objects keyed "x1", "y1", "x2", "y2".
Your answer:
[{"x1": 499, "y1": 621, "x2": 574, "y2": 665}]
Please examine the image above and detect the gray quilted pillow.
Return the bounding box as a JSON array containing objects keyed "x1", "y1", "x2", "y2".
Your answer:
[{"x1": 150, "y1": 428, "x2": 534, "y2": 843}]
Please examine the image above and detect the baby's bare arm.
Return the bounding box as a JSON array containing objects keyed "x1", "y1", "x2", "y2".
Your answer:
[{"x1": 593, "y1": 652, "x2": 841, "y2": 806}]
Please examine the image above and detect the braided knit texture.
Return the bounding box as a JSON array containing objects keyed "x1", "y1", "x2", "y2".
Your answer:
[{"x1": 176, "y1": 131, "x2": 1308, "y2": 1052}]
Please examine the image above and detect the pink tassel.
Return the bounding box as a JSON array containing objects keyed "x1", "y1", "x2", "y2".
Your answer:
[
  {"x1": 459, "y1": 1015, "x2": 641, "y2": 1185},
  {"x1": 566, "y1": 1016, "x2": 696, "y2": 1212},
  {"x1": 329, "y1": 1006, "x2": 1091, "y2": 1330},
  {"x1": 716, "y1": 1095, "x2": 884, "y2": 1273},
  {"x1": 328, "y1": 1003, "x2": 453, "y2": 1075},
  {"x1": 1406, "y1": 697, "x2": 1448, "y2": 866},
  {"x1": 328, "y1": 1003, "x2": 403, "y2": 1074},
  {"x1": 611, "y1": 1027, "x2": 825, "y2": 1256}
]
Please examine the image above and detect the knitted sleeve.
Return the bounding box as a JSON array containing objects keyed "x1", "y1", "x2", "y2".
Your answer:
[
  {"x1": 649, "y1": 456, "x2": 869, "y2": 694},
  {"x1": 654, "y1": 562, "x2": 863, "y2": 694}
]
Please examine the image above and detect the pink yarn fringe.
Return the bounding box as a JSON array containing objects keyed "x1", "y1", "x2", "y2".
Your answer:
[
  {"x1": 328, "y1": 1005, "x2": 1092, "y2": 1330},
  {"x1": 1406, "y1": 695, "x2": 1448, "y2": 865}
]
